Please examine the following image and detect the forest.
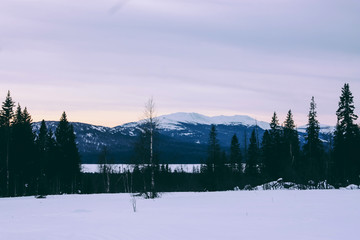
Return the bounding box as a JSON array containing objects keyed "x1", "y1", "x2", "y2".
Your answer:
[{"x1": 0, "y1": 83, "x2": 359, "y2": 198}]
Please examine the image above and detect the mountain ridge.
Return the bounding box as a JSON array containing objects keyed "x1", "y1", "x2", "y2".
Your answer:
[{"x1": 32, "y1": 112, "x2": 334, "y2": 164}]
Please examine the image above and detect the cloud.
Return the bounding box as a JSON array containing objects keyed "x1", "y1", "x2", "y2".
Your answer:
[{"x1": 0, "y1": 0, "x2": 359, "y2": 126}]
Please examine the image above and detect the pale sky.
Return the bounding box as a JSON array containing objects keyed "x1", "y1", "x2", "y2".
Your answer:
[{"x1": 1, "y1": 0, "x2": 359, "y2": 127}]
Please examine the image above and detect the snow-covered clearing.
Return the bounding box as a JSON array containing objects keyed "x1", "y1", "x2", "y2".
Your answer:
[{"x1": 1, "y1": 190, "x2": 359, "y2": 240}]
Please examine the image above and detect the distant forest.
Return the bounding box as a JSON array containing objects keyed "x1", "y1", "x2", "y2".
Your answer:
[{"x1": 0, "y1": 83, "x2": 359, "y2": 197}]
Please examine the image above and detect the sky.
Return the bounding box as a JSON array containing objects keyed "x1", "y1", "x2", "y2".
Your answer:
[{"x1": 0, "y1": 0, "x2": 359, "y2": 127}]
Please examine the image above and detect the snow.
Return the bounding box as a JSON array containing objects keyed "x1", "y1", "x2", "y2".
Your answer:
[
  {"x1": 297, "y1": 124, "x2": 335, "y2": 134},
  {"x1": 253, "y1": 179, "x2": 335, "y2": 190},
  {"x1": 341, "y1": 184, "x2": 360, "y2": 190},
  {"x1": 81, "y1": 164, "x2": 202, "y2": 173},
  {"x1": 1, "y1": 190, "x2": 359, "y2": 240},
  {"x1": 157, "y1": 112, "x2": 270, "y2": 129},
  {"x1": 85, "y1": 133, "x2": 93, "y2": 138},
  {"x1": 90, "y1": 125, "x2": 107, "y2": 133}
]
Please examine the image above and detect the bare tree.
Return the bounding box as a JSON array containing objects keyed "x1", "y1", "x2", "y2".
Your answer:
[{"x1": 141, "y1": 97, "x2": 159, "y2": 198}]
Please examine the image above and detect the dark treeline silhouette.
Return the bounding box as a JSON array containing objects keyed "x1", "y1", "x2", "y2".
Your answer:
[
  {"x1": 1, "y1": 83, "x2": 360, "y2": 197},
  {"x1": 0, "y1": 91, "x2": 80, "y2": 197}
]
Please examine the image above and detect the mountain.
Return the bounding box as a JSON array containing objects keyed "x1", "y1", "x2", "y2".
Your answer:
[
  {"x1": 32, "y1": 112, "x2": 333, "y2": 164},
  {"x1": 158, "y1": 112, "x2": 270, "y2": 130},
  {"x1": 297, "y1": 124, "x2": 335, "y2": 134}
]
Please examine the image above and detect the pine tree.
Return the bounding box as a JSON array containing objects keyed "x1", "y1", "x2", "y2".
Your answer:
[
  {"x1": 11, "y1": 106, "x2": 36, "y2": 195},
  {"x1": 36, "y1": 120, "x2": 49, "y2": 196},
  {"x1": 260, "y1": 130, "x2": 272, "y2": 181},
  {"x1": 267, "y1": 112, "x2": 283, "y2": 180},
  {"x1": 55, "y1": 112, "x2": 81, "y2": 193},
  {"x1": 207, "y1": 124, "x2": 221, "y2": 174},
  {"x1": 37, "y1": 120, "x2": 48, "y2": 153},
  {"x1": 245, "y1": 129, "x2": 259, "y2": 184},
  {"x1": 10, "y1": 104, "x2": 24, "y2": 195},
  {"x1": 230, "y1": 134, "x2": 242, "y2": 172},
  {"x1": 333, "y1": 83, "x2": 360, "y2": 184},
  {"x1": 0, "y1": 91, "x2": 15, "y2": 127},
  {"x1": 45, "y1": 129, "x2": 59, "y2": 194},
  {"x1": 205, "y1": 124, "x2": 221, "y2": 190},
  {"x1": 0, "y1": 91, "x2": 15, "y2": 196},
  {"x1": 303, "y1": 97, "x2": 324, "y2": 182},
  {"x1": 283, "y1": 110, "x2": 300, "y2": 180},
  {"x1": 270, "y1": 112, "x2": 280, "y2": 131}
]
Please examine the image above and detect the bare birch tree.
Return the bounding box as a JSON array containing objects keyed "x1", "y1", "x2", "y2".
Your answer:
[{"x1": 142, "y1": 97, "x2": 159, "y2": 198}]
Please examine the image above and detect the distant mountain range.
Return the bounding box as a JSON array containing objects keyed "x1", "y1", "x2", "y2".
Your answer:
[{"x1": 32, "y1": 112, "x2": 333, "y2": 164}]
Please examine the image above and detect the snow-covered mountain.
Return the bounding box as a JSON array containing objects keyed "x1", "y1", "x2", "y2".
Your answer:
[
  {"x1": 158, "y1": 112, "x2": 270, "y2": 130},
  {"x1": 297, "y1": 124, "x2": 335, "y2": 134},
  {"x1": 33, "y1": 112, "x2": 333, "y2": 164}
]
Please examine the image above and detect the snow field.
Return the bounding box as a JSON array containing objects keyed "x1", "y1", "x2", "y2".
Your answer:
[{"x1": 0, "y1": 190, "x2": 359, "y2": 240}]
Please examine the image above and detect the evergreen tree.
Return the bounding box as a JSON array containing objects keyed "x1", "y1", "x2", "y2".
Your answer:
[
  {"x1": 245, "y1": 129, "x2": 259, "y2": 183},
  {"x1": 282, "y1": 110, "x2": 300, "y2": 180},
  {"x1": 10, "y1": 104, "x2": 24, "y2": 195},
  {"x1": 0, "y1": 91, "x2": 15, "y2": 196},
  {"x1": 44, "y1": 129, "x2": 60, "y2": 194},
  {"x1": 230, "y1": 134, "x2": 242, "y2": 172},
  {"x1": 260, "y1": 130, "x2": 272, "y2": 181},
  {"x1": 207, "y1": 124, "x2": 221, "y2": 173},
  {"x1": 36, "y1": 120, "x2": 50, "y2": 196},
  {"x1": 205, "y1": 125, "x2": 221, "y2": 190},
  {"x1": 303, "y1": 97, "x2": 324, "y2": 182},
  {"x1": 0, "y1": 91, "x2": 15, "y2": 127},
  {"x1": 267, "y1": 112, "x2": 283, "y2": 180},
  {"x1": 333, "y1": 83, "x2": 360, "y2": 184},
  {"x1": 37, "y1": 120, "x2": 48, "y2": 153},
  {"x1": 11, "y1": 105, "x2": 36, "y2": 196},
  {"x1": 55, "y1": 112, "x2": 81, "y2": 193},
  {"x1": 11, "y1": 105, "x2": 35, "y2": 195},
  {"x1": 270, "y1": 112, "x2": 280, "y2": 131}
]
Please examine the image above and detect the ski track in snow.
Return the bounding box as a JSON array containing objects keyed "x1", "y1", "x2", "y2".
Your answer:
[{"x1": 0, "y1": 190, "x2": 359, "y2": 240}]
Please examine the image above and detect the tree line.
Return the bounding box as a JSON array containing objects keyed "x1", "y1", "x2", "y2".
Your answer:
[
  {"x1": 202, "y1": 83, "x2": 360, "y2": 190},
  {"x1": 0, "y1": 91, "x2": 80, "y2": 197},
  {"x1": 0, "y1": 83, "x2": 359, "y2": 197}
]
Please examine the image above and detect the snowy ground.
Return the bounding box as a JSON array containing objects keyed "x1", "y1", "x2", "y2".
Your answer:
[
  {"x1": 81, "y1": 164, "x2": 202, "y2": 173},
  {"x1": 1, "y1": 190, "x2": 359, "y2": 240}
]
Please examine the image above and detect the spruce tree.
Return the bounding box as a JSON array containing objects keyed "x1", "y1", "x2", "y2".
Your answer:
[
  {"x1": 303, "y1": 97, "x2": 324, "y2": 182},
  {"x1": 333, "y1": 83, "x2": 360, "y2": 184},
  {"x1": 230, "y1": 134, "x2": 242, "y2": 173},
  {"x1": 0, "y1": 91, "x2": 15, "y2": 127},
  {"x1": 267, "y1": 112, "x2": 283, "y2": 180},
  {"x1": 36, "y1": 120, "x2": 49, "y2": 196},
  {"x1": 55, "y1": 112, "x2": 81, "y2": 193},
  {"x1": 0, "y1": 91, "x2": 15, "y2": 196},
  {"x1": 270, "y1": 112, "x2": 280, "y2": 131},
  {"x1": 245, "y1": 129, "x2": 259, "y2": 184},
  {"x1": 207, "y1": 124, "x2": 221, "y2": 173},
  {"x1": 260, "y1": 130, "x2": 272, "y2": 181},
  {"x1": 206, "y1": 124, "x2": 221, "y2": 190},
  {"x1": 11, "y1": 106, "x2": 36, "y2": 195},
  {"x1": 283, "y1": 110, "x2": 300, "y2": 180},
  {"x1": 45, "y1": 129, "x2": 59, "y2": 194},
  {"x1": 10, "y1": 104, "x2": 24, "y2": 195},
  {"x1": 37, "y1": 120, "x2": 48, "y2": 153}
]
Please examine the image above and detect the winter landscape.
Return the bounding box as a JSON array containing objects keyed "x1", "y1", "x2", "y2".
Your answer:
[
  {"x1": 2, "y1": 190, "x2": 360, "y2": 240},
  {"x1": 1, "y1": 0, "x2": 360, "y2": 239}
]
